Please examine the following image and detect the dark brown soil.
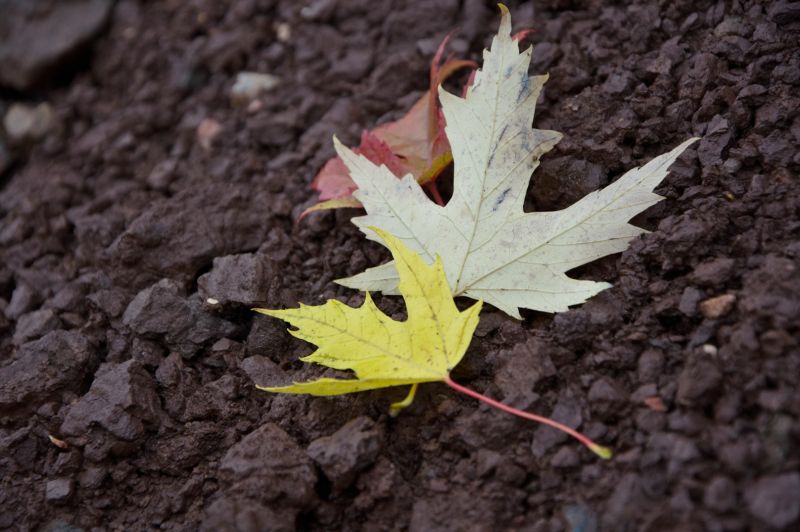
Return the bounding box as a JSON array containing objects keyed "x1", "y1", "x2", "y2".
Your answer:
[{"x1": 1, "y1": 1, "x2": 799, "y2": 530}]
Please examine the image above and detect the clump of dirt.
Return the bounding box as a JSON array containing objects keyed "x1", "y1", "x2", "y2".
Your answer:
[{"x1": 1, "y1": 0, "x2": 798, "y2": 530}]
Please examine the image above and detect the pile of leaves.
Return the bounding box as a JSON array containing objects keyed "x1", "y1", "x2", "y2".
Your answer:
[{"x1": 254, "y1": 6, "x2": 696, "y2": 459}]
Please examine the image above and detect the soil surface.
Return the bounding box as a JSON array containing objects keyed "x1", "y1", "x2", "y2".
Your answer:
[{"x1": 1, "y1": 0, "x2": 799, "y2": 530}]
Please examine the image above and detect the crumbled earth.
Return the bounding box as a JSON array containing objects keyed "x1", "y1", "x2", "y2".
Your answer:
[{"x1": 1, "y1": 0, "x2": 798, "y2": 530}]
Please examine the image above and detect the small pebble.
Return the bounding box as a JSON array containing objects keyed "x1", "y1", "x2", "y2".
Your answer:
[
  {"x1": 3, "y1": 103, "x2": 58, "y2": 144},
  {"x1": 45, "y1": 478, "x2": 73, "y2": 504},
  {"x1": 230, "y1": 72, "x2": 280, "y2": 106},
  {"x1": 745, "y1": 473, "x2": 800, "y2": 528},
  {"x1": 699, "y1": 294, "x2": 736, "y2": 319},
  {"x1": 196, "y1": 118, "x2": 222, "y2": 150}
]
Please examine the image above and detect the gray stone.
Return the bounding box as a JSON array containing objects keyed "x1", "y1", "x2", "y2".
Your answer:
[
  {"x1": 78, "y1": 466, "x2": 106, "y2": 489},
  {"x1": 12, "y1": 308, "x2": 61, "y2": 345},
  {"x1": 48, "y1": 283, "x2": 88, "y2": 312},
  {"x1": 756, "y1": 131, "x2": 795, "y2": 166},
  {"x1": 0, "y1": 218, "x2": 27, "y2": 248},
  {"x1": 123, "y1": 279, "x2": 188, "y2": 334},
  {"x1": 230, "y1": 72, "x2": 280, "y2": 106},
  {"x1": 201, "y1": 497, "x2": 297, "y2": 532},
  {"x1": 550, "y1": 446, "x2": 580, "y2": 468},
  {"x1": 637, "y1": 348, "x2": 665, "y2": 383},
  {"x1": 184, "y1": 375, "x2": 241, "y2": 421},
  {"x1": 770, "y1": 2, "x2": 800, "y2": 26},
  {"x1": 198, "y1": 253, "x2": 277, "y2": 307},
  {"x1": 678, "y1": 53, "x2": 721, "y2": 100},
  {"x1": 602, "y1": 70, "x2": 634, "y2": 95},
  {"x1": 588, "y1": 378, "x2": 626, "y2": 404},
  {"x1": 697, "y1": 115, "x2": 733, "y2": 171},
  {"x1": 563, "y1": 503, "x2": 597, "y2": 532},
  {"x1": 307, "y1": 416, "x2": 383, "y2": 491},
  {"x1": 220, "y1": 423, "x2": 315, "y2": 505},
  {"x1": 182, "y1": 297, "x2": 239, "y2": 353},
  {"x1": 648, "y1": 432, "x2": 700, "y2": 464},
  {"x1": 745, "y1": 473, "x2": 800, "y2": 528},
  {"x1": 474, "y1": 449, "x2": 502, "y2": 478},
  {"x1": 0, "y1": 330, "x2": 95, "y2": 411},
  {"x1": 704, "y1": 475, "x2": 736, "y2": 513},
  {"x1": 44, "y1": 478, "x2": 73, "y2": 504},
  {"x1": 676, "y1": 357, "x2": 722, "y2": 406},
  {"x1": 602, "y1": 473, "x2": 645, "y2": 529},
  {"x1": 239, "y1": 356, "x2": 284, "y2": 387},
  {"x1": 630, "y1": 383, "x2": 658, "y2": 404},
  {"x1": 299, "y1": 0, "x2": 337, "y2": 21},
  {"x1": 3, "y1": 103, "x2": 58, "y2": 144},
  {"x1": 108, "y1": 183, "x2": 272, "y2": 289},
  {"x1": 86, "y1": 288, "x2": 128, "y2": 318},
  {"x1": 145, "y1": 159, "x2": 178, "y2": 190},
  {"x1": 246, "y1": 316, "x2": 290, "y2": 357},
  {"x1": 691, "y1": 257, "x2": 736, "y2": 287},
  {"x1": 123, "y1": 279, "x2": 237, "y2": 356},
  {"x1": 678, "y1": 286, "x2": 703, "y2": 316},
  {"x1": 5, "y1": 283, "x2": 42, "y2": 320},
  {"x1": 60, "y1": 360, "x2": 162, "y2": 441},
  {"x1": 493, "y1": 339, "x2": 556, "y2": 408},
  {"x1": 0, "y1": 0, "x2": 113, "y2": 90},
  {"x1": 736, "y1": 84, "x2": 768, "y2": 103}
]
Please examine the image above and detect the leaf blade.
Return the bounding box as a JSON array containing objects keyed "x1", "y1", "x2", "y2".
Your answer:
[
  {"x1": 337, "y1": 7, "x2": 698, "y2": 318},
  {"x1": 257, "y1": 377, "x2": 437, "y2": 396},
  {"x1": 254, "y1": 228, "x2": 482, "y2": 395}
]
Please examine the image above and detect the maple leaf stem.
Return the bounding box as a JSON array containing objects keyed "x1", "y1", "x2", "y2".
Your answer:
[
  {"x1": 389, "y1": 383, "x2": 419, "y2": 417},
  {"x1": 425, "y1": 182, "x2": 445, "y2": 206},
  {"x1": 444, "y1": 374, "x2": 612, "y2": 459}
]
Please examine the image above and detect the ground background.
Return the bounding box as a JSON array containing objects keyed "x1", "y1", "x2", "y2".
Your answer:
[{"x1": 1, "y1": 0, "x2": 799, "y2": 530}]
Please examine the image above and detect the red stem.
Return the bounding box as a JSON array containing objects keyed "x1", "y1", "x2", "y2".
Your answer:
[
  {"x1": 444, "y1": 374, "x2": 612, "y2": 459},
  {"x1": 425, "y1": 182, "x2": 445, "y2": 206}
]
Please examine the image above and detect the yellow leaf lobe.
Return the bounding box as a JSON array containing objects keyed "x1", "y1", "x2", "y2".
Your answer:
[{"x1": 254, "y1": 227, "x2": 481, "y2": 398}]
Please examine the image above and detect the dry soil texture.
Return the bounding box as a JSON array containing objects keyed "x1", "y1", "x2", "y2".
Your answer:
[{"x1": 1, "y1": 0, "x2": 799, "y2": 531}]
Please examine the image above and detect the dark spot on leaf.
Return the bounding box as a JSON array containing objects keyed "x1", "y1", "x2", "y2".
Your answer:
[
  {"x1": 493, "y1": 187, "x2": 512, "y2": 211},
  {"x1": 517, "y1": 75, "x2": 531, "y2": 102}
]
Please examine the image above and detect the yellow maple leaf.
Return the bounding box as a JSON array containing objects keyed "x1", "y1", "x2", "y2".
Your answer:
[
  {"x1": 255, "y1": 227, "x2": 612, "y2": 459},
  {"x1": 254, "y1": 227, "x2": 481, "y2": 406}
]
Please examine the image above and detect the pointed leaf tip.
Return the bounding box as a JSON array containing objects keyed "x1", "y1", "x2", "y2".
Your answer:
[
  {"x1": 497, "y1": 4, "x2": 512, "y2": 34},
  {"x1": 332, "y1": 134, "x2": 345, "y2": 153},
  {"x1": 301, "y1": 197, "x2": 364, "y2": 220}
]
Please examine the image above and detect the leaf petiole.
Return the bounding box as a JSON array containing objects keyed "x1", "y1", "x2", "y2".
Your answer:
[
  {"x1": 444, "y1": 374, "x2": 612, "y2": 460},
  {"x1": 389, "y1": 383, "x2": 419, "y2": 417}
]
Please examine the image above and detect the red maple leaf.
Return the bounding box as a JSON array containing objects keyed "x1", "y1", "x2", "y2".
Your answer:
[{"x1": 305, "y1": 33, "x2": 476, "y2": 217}]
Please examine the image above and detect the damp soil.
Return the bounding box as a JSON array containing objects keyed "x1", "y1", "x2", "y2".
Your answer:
[{"x1": 1, "y1": 1, "x2": 799, "y2": 530}]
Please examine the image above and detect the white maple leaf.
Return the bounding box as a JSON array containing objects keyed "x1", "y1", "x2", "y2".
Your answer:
[{"x1": 334, "y1": 6, "x2": 698, "y2": 319}]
